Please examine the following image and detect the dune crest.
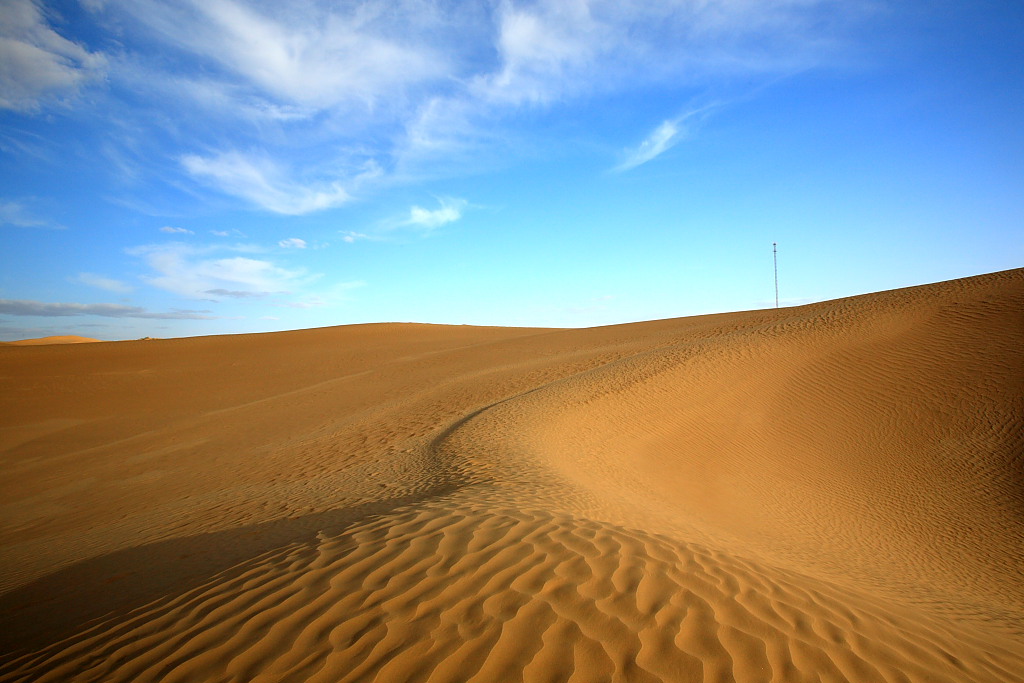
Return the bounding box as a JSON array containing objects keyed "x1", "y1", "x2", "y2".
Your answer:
[
  {"x1": 1, "y1": 271, "x2": 1022, "y2": 682},
  {"x1": 5, "y1": 335, "x2": 101, "y2": 346}
]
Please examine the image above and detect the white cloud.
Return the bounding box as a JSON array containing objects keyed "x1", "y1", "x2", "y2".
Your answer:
[
  {"x1": 107, "y1": 0, "x2": 450, "y2": 110},
  {"x1": 0, "y1": 199, "x2": 61, "y2": 228},
  {"x1": 476, "y1": 1, "x2": 602, "y2": 106},
  {"x1": 614, "y1": 103, "x2": 723, "y2": 172},
  {"x1": 340, "y1": 231, "x2": 371, "y2": 243},
  {"x1": 405, "y1": 197, "x2": 468, "y2": 230},
  {"x1": 278, "y1": 237, "x2": 306, "y2": 249},
  {"x1": 181, "y1": 151, "x2": 350, "y2": 215},
  {"x1": 0, "y1": 298, "x2": 214, "y2": 319},
  {"x1": 164, "y1": 73, "x2": 319, "y2": 123},
  {"x1": 404, "y1": 0, "x2": 867, "y2": 171},
  {"x1": 75, "y1": 272, "x2": 133, "y2": 293},
  {"x1": 160, "y1": 225, "x2": 194, "y2": 234},
  {"x1": 77, "y1": 1, "x2": 869, "y2": 210},
  {"x1": 0, "y1": 0, "x2": 107, "y2": 112},
  {"x1": 616, "y1": 119, "x2": 682, "y2": 172},
  {"x1": 127, "y1": 242, "x2": 312, "y2": 300}
]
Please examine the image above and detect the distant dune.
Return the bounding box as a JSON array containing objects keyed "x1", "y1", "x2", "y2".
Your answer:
[
  {"x1": 5, "y1": 335, "x2": 101, "y2": 346},
  {"x1": 1, "y1": 269, "x2": 1021, "y2": 682}
]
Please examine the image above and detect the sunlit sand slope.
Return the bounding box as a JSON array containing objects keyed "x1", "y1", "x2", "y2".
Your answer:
[
  {"x1": 1, "y1": 269, "x2": 1021, "y2": 682},
  {"x1": 5, "y1": 336, "x2": 101, "y2": 346}
]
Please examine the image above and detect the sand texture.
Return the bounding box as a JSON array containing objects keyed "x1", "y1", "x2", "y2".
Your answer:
[{"x1": 1, "y1": 269, "x2": 1022, "y2": 682}]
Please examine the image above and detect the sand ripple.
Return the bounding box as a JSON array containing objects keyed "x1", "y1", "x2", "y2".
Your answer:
[
  {"x1": 4, "y1": 502, "x2": 1021, "y2": 682},
  {"x1": 1, "y1": 269, "x2": 1022, "y2": 682}
]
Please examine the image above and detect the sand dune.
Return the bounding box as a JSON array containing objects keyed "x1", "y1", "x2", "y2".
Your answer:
[
  {"x1": 1, "y1": 269, "x2": 1021, "y2": 682},
  {"x1": 4, "y1": 336, "x2": 102, "y2": 346}
]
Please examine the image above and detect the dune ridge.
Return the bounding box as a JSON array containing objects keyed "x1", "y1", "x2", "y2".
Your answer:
[
  {"x1": 4, "y1": 336, "x2": 102, "y2": 346},
  {"x1": 1, "y1": 269, "x2": 1022, "y2": 682}
]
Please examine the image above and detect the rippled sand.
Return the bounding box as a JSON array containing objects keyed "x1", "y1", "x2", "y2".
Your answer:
[{"x1": 1, "y1": 269, "x2": 1021, "y2": 682}]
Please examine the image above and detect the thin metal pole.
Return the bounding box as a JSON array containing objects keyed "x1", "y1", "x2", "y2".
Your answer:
[{"x1": 773, "y1": 242, "x2": 779, "y2": 308}]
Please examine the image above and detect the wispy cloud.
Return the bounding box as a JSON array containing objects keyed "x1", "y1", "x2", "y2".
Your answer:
[
  {"x1": 0, "y1": 298, "x2": 214, "y2": 319},
  {"x1": 0, "y1": 199, "x2": 62, "y2": 229},
  {"x1": 181, "y1": 151, "x2": 350, "y2": 215},
  {"x1": 475, "y1": 2, "x2": 601, "y2": 106},
  {"x1": 160, "y1": 226, "x2": 194, "y2": 234},
  {"x1": 340, "y1": 231, "x2": 371, "y2": 243},
  {"x1": 75, "y1": 272, "x2": 134, "y2": 293},
  {"x1": 278, "y1": 237, "x2": 306, "y2": 249},
  {"x1": 616, "y1": 120, "x2": 683, "y2": 172},
  {"x1": 614, "y1": 104, "x2": 720, "y2": 172},
  {"x1": 40, "y1": 1, "x2": 869, "y2": 211},
  {"x1": 400, "y1": 1, "x2": 870, "y2": 178},
  {"x1": 104, "y1": 0, "x2": 451, "y2": 109},
  {"x1": 203, "y1": 288, "x2": 265, "y2": 299},
  {"x1": 404, "y1": 197, "x2": 468, "y2": 231},
  {"x1": 127, "y1": 242, "x2": 313, "y2": 300},
  {"x1": 0, "y1": 0, "x2": 107, "y2": 112}
]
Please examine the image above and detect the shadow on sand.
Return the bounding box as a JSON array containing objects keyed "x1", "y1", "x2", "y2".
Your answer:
[{"x1": 0, "y1": 484, "x2": 461, "y2": 659}]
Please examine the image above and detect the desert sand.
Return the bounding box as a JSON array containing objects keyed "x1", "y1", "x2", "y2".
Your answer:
[
  {"x1": 4, "y1": 336, "x2": 101, "y2": 346},
  {"x1": 1, "y1": 268, "x2": 1021, "y2": 682}
]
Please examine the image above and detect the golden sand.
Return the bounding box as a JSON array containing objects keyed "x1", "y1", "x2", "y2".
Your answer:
[
  {"x1": 1, "y1": 269, "x2": 1021, "y2": 682},
  {"x1": 4, "y1": 336, "x2": 101, "y2": 346}
]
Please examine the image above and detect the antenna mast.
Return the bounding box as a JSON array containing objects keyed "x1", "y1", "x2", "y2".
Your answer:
[{"x1": 773, "y1": 242, "x2": 779, "y2": 309}]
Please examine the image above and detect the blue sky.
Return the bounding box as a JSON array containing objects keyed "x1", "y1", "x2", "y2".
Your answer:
[{"x1": 1, "y1": 0, "x2": 1021, "y2": 340}]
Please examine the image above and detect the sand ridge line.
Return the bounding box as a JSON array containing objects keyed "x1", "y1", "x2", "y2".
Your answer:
[{"x1": 4, "y1": 336, "x2": 102, "y2": 346}]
